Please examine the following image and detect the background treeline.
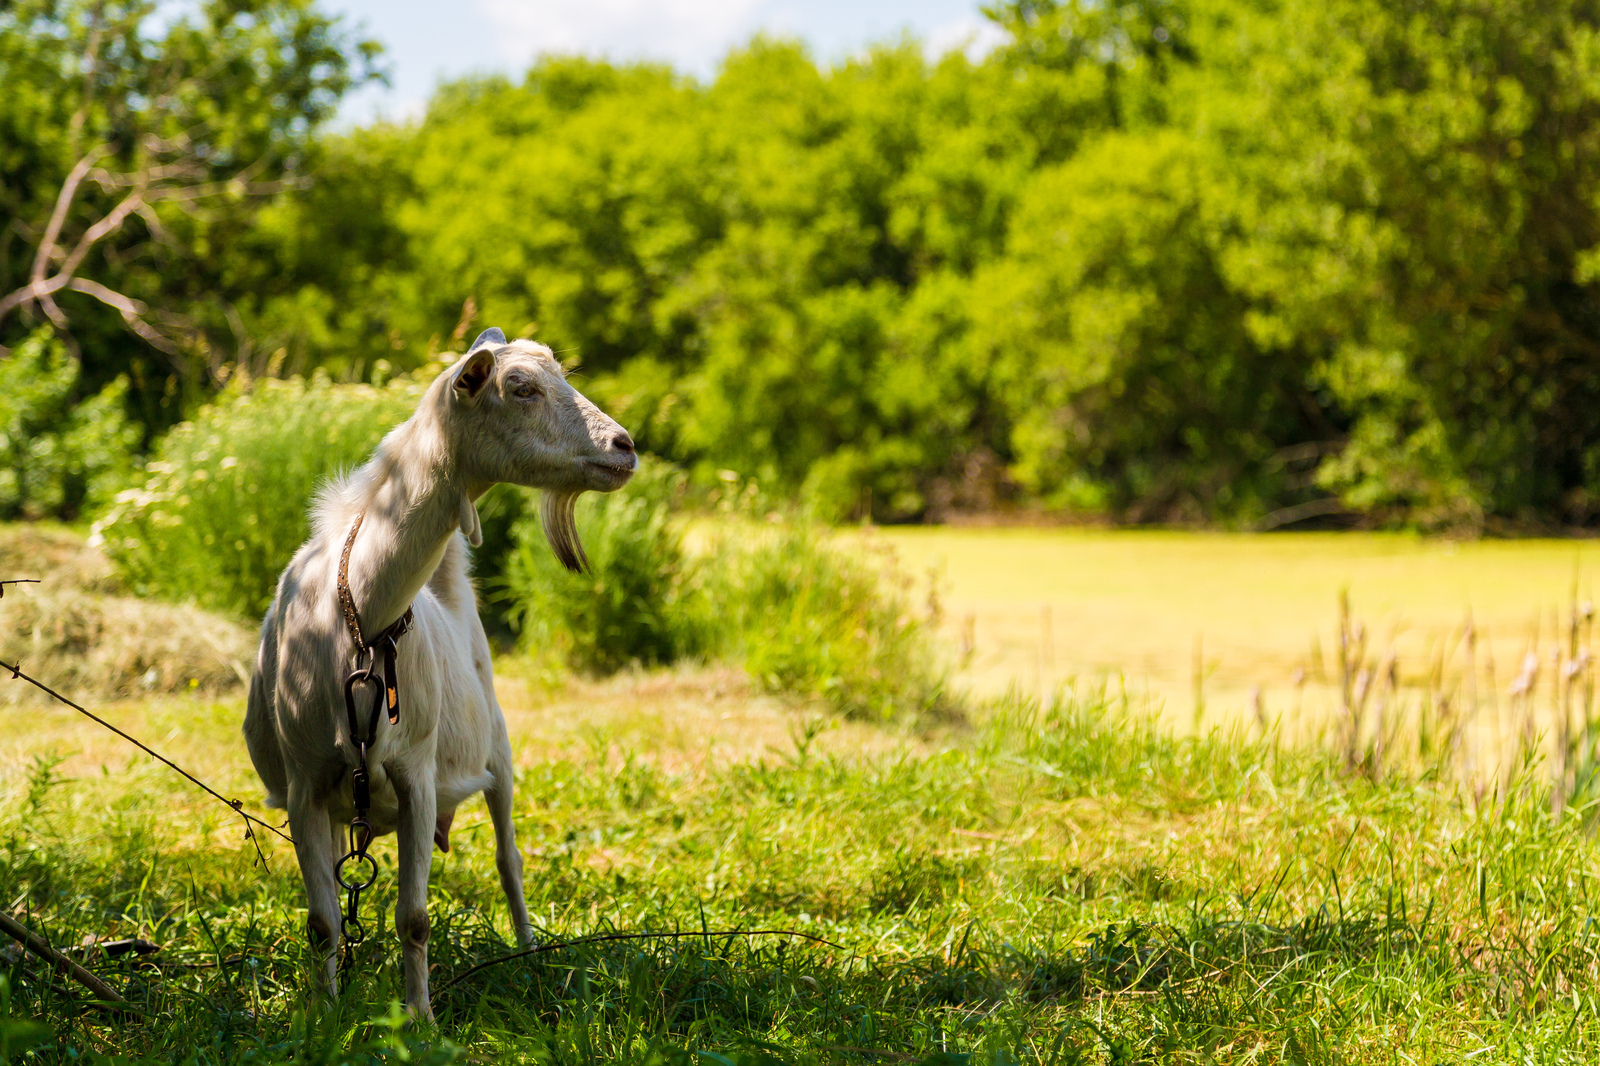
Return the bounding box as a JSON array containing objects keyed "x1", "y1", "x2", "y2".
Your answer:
[{"x1": 9, "y1": 0, "x2": 1600, "y2": 529}]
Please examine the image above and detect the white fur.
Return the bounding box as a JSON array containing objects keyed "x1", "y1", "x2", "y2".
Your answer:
[{"x1": 244, "y1": 338, "x2": 635, "y2": 1018}]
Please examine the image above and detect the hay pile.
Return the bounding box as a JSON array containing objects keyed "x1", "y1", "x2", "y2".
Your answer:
[{"x1": 0, "y1": 526, "x2": 254, "y2": 704}]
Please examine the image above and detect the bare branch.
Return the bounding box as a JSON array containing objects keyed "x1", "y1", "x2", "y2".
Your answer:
[
  {"x1": 30, "y1": 145, "x2": 113, "y2": 282},
  {"x1": 68, "y1": 279, "x2": 178, "y2": 354},
  {"x1": 0, "y1": 274, "x2": 71, "y2": 321},
  {"x1": 89, "y1": 162, "x2": 204, "y2": 189},
  {"x1": 135, "y1": 203, "x2": 172, "y2": 247},
  {"x1": 37, "y1": 290, "x2": 70, "y2": 329},
  {"x1": 1, "y1": 122, "x2": 297, "y2": 349},
  {"x1": 54, "y1": 188, "x2": 146, "y2": 283}
]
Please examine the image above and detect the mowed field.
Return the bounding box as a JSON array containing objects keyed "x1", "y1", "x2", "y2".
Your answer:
[{"x1": 878, "y1": 527, "x2": 1600, "y2": 746}]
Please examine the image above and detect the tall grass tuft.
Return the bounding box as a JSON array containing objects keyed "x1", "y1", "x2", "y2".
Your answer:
[
  {"x1": 714, "y1": 522, "x2": 952, "y2": 721},
  {"x1": 92, "y1": 371, "x2": 425, "y2": 617}
]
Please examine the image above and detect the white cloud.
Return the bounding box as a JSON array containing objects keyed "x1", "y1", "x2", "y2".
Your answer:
[
  {"x1": 924, "y1": 14, "x2": 1007, "y2": 63},
  {"x1": 472, "y1": 0, "x2": 767, "y2": 75}
]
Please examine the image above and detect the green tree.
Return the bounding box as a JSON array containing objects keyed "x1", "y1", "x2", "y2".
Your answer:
[
  {"x1": 0, "y1": 0, "x2": 379, "y2": 430},
  {"x1": 974, "y1": 129, "x2": 1337, "y2": 522},
  {"x1": 1216, "y1": 0, "x2": 1600, "y2": 526}
]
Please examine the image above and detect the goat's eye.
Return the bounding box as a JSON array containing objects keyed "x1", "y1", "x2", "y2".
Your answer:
[{"x1": 511, "y1": 381, "x2": 540, "y2": 400}]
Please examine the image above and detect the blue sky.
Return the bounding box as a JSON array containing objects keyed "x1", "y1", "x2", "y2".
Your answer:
[{"x1": 322, "y1": 0, "x2": 1004, "y2": 125}]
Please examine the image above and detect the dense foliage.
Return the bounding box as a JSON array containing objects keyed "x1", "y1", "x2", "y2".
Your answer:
[
  {"x1": 10, "y1": 0, "x2": 1600, "y2": 528},
  {"x1": 0, "y1": 329, "x2": 135, "y2": 520},
  {"x1": 92, "y1": 371, "x2": 424, "y2": 616},
  {"x1": 221, "y1": 0, "x2": 1600, "y2": 529},
  {"x1": 0, "y1": 0, "x2": 376, "y2": 456}
]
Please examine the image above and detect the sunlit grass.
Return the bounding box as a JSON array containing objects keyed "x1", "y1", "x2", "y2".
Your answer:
[
  {"x1": 4, "y1": 667, "x2": 1600, "y2": 1062},
  {"x1": 883, "y1": 526, "x2": 1600, "y2": 735}
]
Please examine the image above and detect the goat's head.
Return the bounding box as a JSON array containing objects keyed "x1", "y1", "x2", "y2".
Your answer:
[{"x1": 442, "y1": 327, "x2": 635, "y2": 571}]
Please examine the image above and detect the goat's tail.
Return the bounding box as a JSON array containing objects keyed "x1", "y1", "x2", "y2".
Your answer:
[{"x1": 243, "y1": 609, "x2": 288, "y2": 810}]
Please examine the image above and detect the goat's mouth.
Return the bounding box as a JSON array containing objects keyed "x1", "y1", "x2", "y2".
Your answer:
[{"x1": 583, "y1": 456, "x2": 636, "y2": 490}]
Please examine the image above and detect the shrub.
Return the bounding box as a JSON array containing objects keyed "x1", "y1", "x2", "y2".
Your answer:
[
  {"x1": 500, "y1": 460, "x2": 711, "y2": 674},
  {"x1": 93, "y1": 370, "x2": 425, "y2": 617},
  {"x1": 711, "y1": 521, "x2": 952, "y2": 721},
  {"x1": 0, "y1": 328, "x2": 138, "y2": 521},
  {"x1": 500, "y1": 465, "x2": 953, "y2": 721}
]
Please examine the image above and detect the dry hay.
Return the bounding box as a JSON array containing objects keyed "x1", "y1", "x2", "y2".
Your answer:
[{"x1": 0, "y1": 526, "x2": 253, "y2": 704}]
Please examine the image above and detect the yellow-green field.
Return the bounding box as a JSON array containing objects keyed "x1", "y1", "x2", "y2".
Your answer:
[{"x1": 876, "y1": 527, "x2": 1600, "y2": 763}]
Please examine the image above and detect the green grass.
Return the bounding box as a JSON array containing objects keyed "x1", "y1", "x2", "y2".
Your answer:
[{"x1": 3, "y1": 672, "x2": 1600, "y2": 1063}]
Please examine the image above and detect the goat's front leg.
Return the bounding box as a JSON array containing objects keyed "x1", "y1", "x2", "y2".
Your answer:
[
  {"x1": 287, "y1": 784, "x2": 341, "y2": 998},
  {"x1": 392, "y1": 764, "x2": 438, "y2": 1020},
  {"x1": 486, "y1": 736, "x2": 534, "y2": 946}
]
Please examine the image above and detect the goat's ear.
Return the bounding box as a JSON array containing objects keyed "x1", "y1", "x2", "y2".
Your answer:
[
  {"x1": 468, "y1": 327, "x2": 506, "y2": 350},
  {"x1": 453, "y1": 347, "x2": 496, "y2": 402},
  {"x1": 459, "y1": 493, "x2": 483, "y2": 547}
]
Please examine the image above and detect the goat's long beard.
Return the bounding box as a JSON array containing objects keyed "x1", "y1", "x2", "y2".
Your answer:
[{"x1": 540, "y1": 489, "x2": 587, "y2": 573}]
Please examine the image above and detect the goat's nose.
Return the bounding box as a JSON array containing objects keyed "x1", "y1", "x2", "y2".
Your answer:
[{"x1": 611, "y1": 431, "x2": 635, "y2": 455}]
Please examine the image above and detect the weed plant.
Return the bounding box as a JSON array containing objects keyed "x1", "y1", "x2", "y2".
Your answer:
[
  {"x1": 4, "y1": 684, "x2": 1600, "y2": 1062},
  {"x1": 712, "y1": 521, "x2": 951, "y2": 721},
  {"x1": 92, "y1": 372, "x2": 426, "y2": 616}
]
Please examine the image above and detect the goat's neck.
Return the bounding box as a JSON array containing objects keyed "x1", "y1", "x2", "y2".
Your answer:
[{"x1": 343, "y1": 451, "x2": 465, "y2": 640}]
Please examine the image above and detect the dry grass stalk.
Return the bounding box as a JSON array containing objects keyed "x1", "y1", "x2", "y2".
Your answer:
[
  {"x1": 1370, "y1": 651, "x2": 1397, "y2": 782},
  {"x1": 1337, "y1": 591, "x2": 1369, "y2": 770},
  {"x1": 1462, "y1": 617, "x2": 1479, "y2": 796},
  {"x1": 1250, "y1": 684, "x2": 1267, "y2": 739}
]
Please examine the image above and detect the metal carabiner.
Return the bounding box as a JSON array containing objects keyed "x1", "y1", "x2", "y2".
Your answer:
[{"x1": 343, "y1": 669, "x2": 384, "y2": 745}]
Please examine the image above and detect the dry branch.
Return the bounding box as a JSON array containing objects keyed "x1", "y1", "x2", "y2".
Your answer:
[
  {"x1": 0, "y1": 139, "x2": 297, "y2": 356},
  {"x1": 0, "y1": 911, "x2": 129, "y2": 1011}
]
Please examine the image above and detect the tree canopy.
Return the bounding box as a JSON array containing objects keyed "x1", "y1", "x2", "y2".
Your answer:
[{"x1": 8, "y1": 0, "x2": 1600, "y2": 529}]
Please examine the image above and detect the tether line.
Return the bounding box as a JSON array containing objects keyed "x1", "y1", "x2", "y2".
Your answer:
[{"x1": 1, "y1": 657, "x2": 294, "y2": 850}]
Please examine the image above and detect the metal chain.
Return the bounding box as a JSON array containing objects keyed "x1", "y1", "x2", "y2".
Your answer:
[
  {"x1": 332, "y1": 511, "x2": 414, "y2": 973},
  {"x1": 336, "y1": 649, "x2": 383, "y2": 970}
]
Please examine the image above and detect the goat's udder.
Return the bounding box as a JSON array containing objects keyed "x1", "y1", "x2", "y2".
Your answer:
[{"x1": 433, "y1": 809, "x2": 454, "y2": 853}]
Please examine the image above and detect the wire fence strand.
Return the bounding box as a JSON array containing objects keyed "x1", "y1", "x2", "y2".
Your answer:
[{"x1": 0, "y1": 651, "x2": 294, "y2": 853}]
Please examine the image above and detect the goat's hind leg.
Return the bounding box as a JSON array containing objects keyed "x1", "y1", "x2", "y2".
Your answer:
[
  {"x1": 287, "y1": 786, "x2": 342, "y2": 998},
  {"x1": 486, "y1": 737, "x2": 534, "y2": 947}
]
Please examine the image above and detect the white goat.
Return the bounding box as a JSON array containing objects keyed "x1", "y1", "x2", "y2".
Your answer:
[{"x1": 243, "y1": 328, "x2": 635, "y2": 1018}]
